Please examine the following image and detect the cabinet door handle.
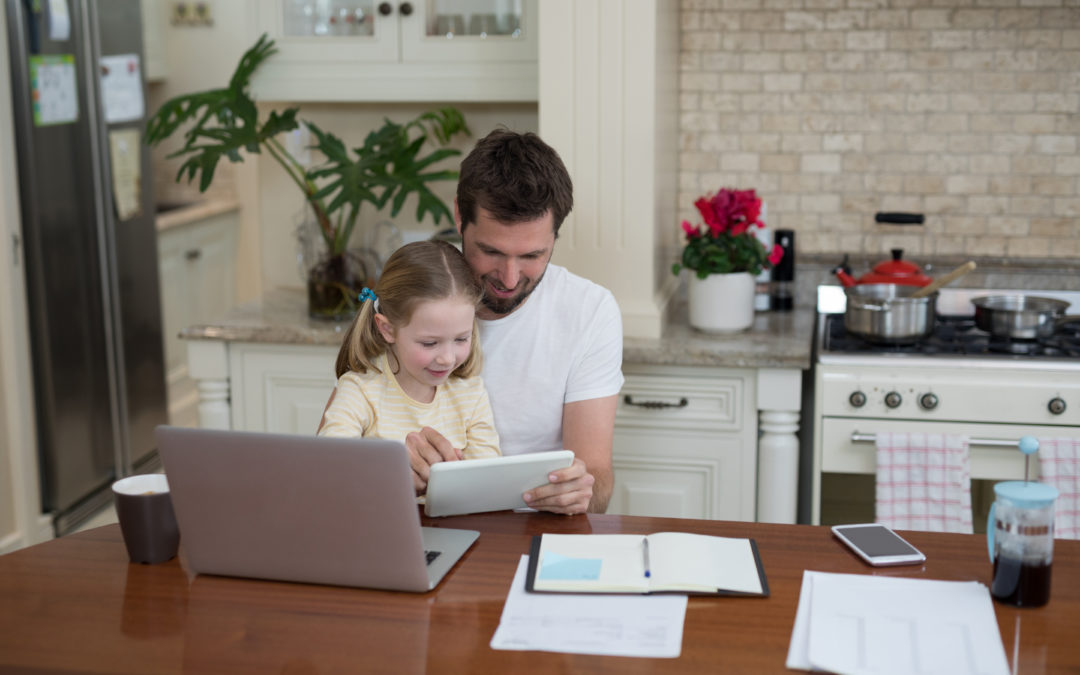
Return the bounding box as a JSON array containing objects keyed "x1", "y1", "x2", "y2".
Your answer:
[
  {"x1": 378, "y1": 2, "x2": 393, "y2": 16},
  {"x1": 622, "y1": 395, "x2": 688, "y2": 410},
  {"x1": 185, "y1": 248, "x2": 202, "y2": 261},
  {"x1": 399, "y1": 2, "x2": 413, "y2": 16}
]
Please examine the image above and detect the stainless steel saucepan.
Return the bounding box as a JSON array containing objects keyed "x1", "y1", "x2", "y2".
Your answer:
[
  {"x1": 971, "y1": 295, "x2": 1080, "y2": 340},
  {"x1": 844, "y1": 284, "x2": 938, "y2": 344}
]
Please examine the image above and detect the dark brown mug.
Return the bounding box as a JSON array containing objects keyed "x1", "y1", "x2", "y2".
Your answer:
[{"x1": 112, "y1": 474, "x2": 180, "y2": 565}]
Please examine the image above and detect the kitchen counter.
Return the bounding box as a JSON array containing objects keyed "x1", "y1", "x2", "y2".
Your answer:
[
  {"x1": 625, "y1": 301, "x2": 814, "y2": 369},
  {"x1": 181, "y1": 287, "x2": 816, "y2": 370},
  {"x1": 155, "y1": 197, "x2": 240, "y2": 233}
]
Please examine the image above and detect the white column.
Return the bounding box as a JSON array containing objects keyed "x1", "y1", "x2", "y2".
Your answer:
[
  {"x1": 195, "y1": 380, "x2": 231, "y2": 430},
  {"x1": 538, "y1": 0, "x2": 679, "y2": 339},
  {"x1": 186, "y1": 340, "x2": 232, "y2": 430},
  {"x1": 756, "y1": 369, "x2": 802, "y2": 524}
]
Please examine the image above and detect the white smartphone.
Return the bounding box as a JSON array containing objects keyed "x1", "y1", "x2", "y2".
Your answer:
[{"x1": 831, "y1": 523, "x2": 926, "y2": 566}]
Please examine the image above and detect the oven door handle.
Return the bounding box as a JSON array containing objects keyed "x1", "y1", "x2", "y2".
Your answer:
[{"x1": 850, "y1": 432, "x2": 1019, "y2": 448}]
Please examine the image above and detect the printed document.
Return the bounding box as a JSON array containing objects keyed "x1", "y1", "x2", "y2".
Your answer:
[
  {"x1": 491, "y1": 555, "x2": 688, "y2": 658},
  {"x1": 787, "y1": 570, "x2": 1009, "y2": 675}
]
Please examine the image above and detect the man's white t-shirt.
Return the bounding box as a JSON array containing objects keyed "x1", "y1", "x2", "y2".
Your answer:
[{"x1": 478, "y1": 263, "x2": 624, "y2": 456}]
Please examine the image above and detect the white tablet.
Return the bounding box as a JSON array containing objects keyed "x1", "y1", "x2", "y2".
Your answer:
[{"x1": 424, "y1": 450, "x2": 575, "y2": 517}]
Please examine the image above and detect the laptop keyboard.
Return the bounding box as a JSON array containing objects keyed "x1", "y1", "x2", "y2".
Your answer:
[{"x1": 424, "y1": 550, "x2": 442, "y2": 565}]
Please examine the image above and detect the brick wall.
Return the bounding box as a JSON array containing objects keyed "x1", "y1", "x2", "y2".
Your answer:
[{"x1": 678, "y1": 0, "x2": 1080, "y2": 260}]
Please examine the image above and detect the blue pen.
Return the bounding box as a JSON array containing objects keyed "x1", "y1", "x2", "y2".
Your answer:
[{"x1": 643, "y1": 537, "x2": 651, "y2": 578}]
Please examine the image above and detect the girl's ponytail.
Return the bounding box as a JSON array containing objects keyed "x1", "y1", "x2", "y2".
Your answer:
[{"x1": 334, "y1": 292, "x2": 388, "y2": 378}]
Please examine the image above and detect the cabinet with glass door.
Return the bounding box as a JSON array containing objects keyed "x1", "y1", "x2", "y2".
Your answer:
[{"x1": 250, "y1": 0, "x2": 537, "y2": 101}]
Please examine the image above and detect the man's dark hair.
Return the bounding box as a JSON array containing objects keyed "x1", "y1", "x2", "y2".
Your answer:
[{"x1": 456, "y1": 129, "x2": 573, "y2": 235}]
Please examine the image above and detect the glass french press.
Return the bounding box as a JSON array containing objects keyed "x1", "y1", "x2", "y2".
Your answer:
[{"x1": 986, "y1": 436, "x2": 1059, "y2": 607}]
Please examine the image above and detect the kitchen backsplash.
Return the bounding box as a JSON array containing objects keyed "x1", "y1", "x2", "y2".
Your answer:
[{"x1": 677, "y1": 0, "x2": 1079, "y2": 260}]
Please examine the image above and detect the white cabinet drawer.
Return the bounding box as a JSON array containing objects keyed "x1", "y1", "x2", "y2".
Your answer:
[
  {"x1": 611, "y1": 364, "x2": 758, "y2": 521},
  {"x1": 617, "y1": 367, "x2": 747, "y2": 432}
]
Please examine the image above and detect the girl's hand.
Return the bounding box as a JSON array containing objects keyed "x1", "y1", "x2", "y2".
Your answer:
[{"x1": 404, "y1": 426, "x2": 463, "y2": 494}]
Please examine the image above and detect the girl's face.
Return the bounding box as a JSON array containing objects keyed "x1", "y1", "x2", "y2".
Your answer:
[{"x1": 376, "y1": 296, "x2": 476, "y2": 403}]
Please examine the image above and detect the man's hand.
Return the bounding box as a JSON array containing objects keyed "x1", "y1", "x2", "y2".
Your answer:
[
  {"x1": 404, "y1": 426, "x2": 462, "y2": 494},
  {"x1": 521, "y1": 458, "x2": 595, "y2": 515}
]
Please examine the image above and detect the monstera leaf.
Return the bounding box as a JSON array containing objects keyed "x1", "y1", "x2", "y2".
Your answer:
[
  {"x1": 146, "y1": 35, "x2": 300, "y2": 192},
  {"x1": 146, "y1": 34, "x2": 470, "y2": 259},
  {"x1": 306, "y1": 107, "x2": 470, "y2": 254}
]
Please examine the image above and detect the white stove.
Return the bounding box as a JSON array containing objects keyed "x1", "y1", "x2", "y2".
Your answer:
[{"x1": 810, "y1": 286, "x2": 1080, "y2": 525}]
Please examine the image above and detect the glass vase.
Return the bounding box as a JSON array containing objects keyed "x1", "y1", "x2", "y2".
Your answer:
[{"x1": 295, "y1": 209, "x2": 377, "y2": 321}]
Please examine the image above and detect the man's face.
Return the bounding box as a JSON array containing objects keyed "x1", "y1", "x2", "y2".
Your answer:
[{"x1": 456, "y1": 204, "x2": 555, "y2": 320}]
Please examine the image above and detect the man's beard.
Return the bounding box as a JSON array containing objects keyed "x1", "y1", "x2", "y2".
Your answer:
[{"x1": 480, "y1": 270, "x2": 545, "y2": 317}]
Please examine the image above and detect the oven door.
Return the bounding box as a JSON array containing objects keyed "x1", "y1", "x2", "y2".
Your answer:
[{"x1": 813, "y1": 417, "x2": 1080, "y2": 524}]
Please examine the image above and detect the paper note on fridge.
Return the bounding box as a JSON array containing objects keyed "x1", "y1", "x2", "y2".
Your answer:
[
  {"x1": 29, "y1": 54, "x2": 79, "y2": 126},
  {"x1": 99, "y1": 54, "x2": 144, "y2": 123},
  {"x1": 108, "y1": 129, "x2": 142, "y2": 221}
]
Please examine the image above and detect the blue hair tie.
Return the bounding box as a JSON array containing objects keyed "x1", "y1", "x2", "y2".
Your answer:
[{"x1": 358, "y1": 287, "x2": 378, "y2": 309}]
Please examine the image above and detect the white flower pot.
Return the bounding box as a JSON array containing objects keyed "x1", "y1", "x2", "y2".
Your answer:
[{"x1": 688, "y1": 271, "x2": 756, "y2": 333}]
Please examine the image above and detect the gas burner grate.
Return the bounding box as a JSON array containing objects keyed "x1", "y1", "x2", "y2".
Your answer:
[{"x1": 822, "y1": 314, "x2": 1080, "y2": 359}]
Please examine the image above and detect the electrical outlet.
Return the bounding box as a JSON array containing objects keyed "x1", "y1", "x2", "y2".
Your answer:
[
  {"x1": 191, "y1": 2, "x2": 213, "y2": 26},
  {"x1": 171, "y1": 1, "x2": 213, "y2": 27}
]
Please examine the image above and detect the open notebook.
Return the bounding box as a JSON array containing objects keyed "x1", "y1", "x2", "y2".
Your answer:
[{"x1": 525, "y1": 532, "x2": 768, "y2": 596}]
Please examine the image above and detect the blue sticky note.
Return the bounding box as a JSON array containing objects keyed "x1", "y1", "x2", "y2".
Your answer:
[{"x1": 538, "y1": 551, "x2": 603, "y2": 580}]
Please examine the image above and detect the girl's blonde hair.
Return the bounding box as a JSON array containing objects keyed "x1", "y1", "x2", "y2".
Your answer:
[{"x1": 335, "y1": 240, "x2": 484, "y2": 379}]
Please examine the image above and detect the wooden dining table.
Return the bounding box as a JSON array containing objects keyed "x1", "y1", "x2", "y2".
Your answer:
[{"x1": 1, "y1": 510, "x2": 1078, "y2": 674}]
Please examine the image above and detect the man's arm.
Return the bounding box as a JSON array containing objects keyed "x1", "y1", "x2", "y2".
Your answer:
[
  {"x1": 565, "y1": 395, "x2": 616, "y2": 512},
  {"x1": 523, "y1": 394, "x2": 617, "y2": 514}
]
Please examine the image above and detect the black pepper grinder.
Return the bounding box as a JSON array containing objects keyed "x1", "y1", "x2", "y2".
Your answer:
[{"x1": 770, "y1": 229, "x2": 795, "y2": 311}]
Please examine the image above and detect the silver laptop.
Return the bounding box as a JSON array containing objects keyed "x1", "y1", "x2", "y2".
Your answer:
[{"x1": 155, "y1": 426, "x2": 479, "y2": 592}]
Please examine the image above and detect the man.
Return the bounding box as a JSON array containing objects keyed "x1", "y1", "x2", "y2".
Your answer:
[{"x1": 405, "y1": 129, "x2": 624, "y2": 515}]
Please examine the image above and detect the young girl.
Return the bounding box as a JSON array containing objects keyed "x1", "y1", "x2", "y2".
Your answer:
[{"x1": 317, "y1": 240, "x2": 500, "y2": 466}]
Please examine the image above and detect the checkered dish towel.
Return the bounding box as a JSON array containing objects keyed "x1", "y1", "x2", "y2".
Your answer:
[
  {"x1": 1038, "y1": 438, "x2": 1080, "y2": 540},
  {"x1": 875, "y1": 432, "x2": 973, "y2": 534}
]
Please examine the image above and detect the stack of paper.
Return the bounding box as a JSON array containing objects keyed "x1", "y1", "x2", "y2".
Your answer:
[
  {"x1": 787, "y1": 571, "x2": 1010, "y2": 675},
  {"x1": 490, "y1": 556, "x2": 688, "y2": 658}
]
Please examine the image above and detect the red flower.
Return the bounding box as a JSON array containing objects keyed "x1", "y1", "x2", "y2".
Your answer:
[
  {"x1": 768, "y1": 243, "x2": 784, "y2": 266},
  {"x1": 674, "y1": 188, "x2": 778, "y2": 278}
]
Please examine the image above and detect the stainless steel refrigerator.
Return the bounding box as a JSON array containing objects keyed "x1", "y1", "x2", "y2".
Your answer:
[{"x1": 6, "y1": 0, "x2": 167, "y2": 535}]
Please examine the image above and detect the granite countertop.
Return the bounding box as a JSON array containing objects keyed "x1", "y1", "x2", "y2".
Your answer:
[
  {"x1": 624, "y1": 302, "x2": 815, "y2": 369},
  {"x1": 182, "y1": 287, "x2": 816, "y2": 370}
]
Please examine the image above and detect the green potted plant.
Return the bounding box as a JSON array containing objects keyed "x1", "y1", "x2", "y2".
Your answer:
[{"x1": 145, "y1": 35, "x2": 471, "y2": 319}]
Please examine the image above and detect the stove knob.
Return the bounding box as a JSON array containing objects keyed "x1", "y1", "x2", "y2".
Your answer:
[
  {"x1": 849, "y1": 391, "x2": 867, "y2": 408},
  {"x1": 1048, "y1": 397, "x2": 1066, "y2": 415},
  {"x1": 919, "y1": 393, "x2": 939, "y2": 410},
  {"x1": 884, "y1": 391, "x2": 902, "y2": 409}
]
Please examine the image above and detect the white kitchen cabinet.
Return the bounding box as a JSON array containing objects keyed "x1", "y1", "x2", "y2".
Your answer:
[
  {"x1": 229, "y1": 343, "x2": 338, "y2": 434},
  {"x1": 140, "y1": 0, "x2": 167, "y2": 81},
  {"x1": 158, "y1": 212, "x2": 238, "y2": 427},
  {"x1": 609, "y1": 364, "x2": 759, "y2": 522},
  {"x1": 249, "y1": 0, "x2": 537, "y2": 102}
]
